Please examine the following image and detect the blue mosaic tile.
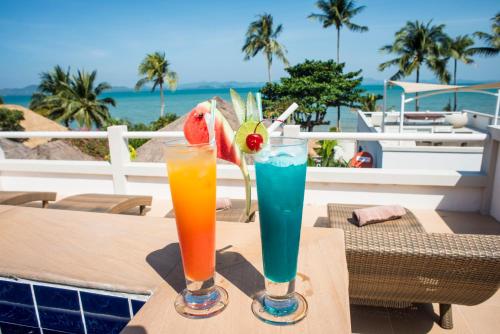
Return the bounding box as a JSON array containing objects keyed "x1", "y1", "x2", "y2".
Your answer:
[
  {"x1": 34, "y1": 286, "x2": 79, "y2": 310},
  {"x1": 0, "y1": 281, "x2": 33, "y2": 305},
  {"x1": 0, "y1": 321, "x2": 40, "y2": 334},
  {"x1": 131, "y1": 300, "x2": 145, "y2": 315},
  {"x1": 38, "y1": 306, "x2": 84, "y2": 334},
  {"x1": 80, "y1": 292, "x2": 130, "y2": 318},
  {"x1": 0, "y1": 301, "x2": 38, "y2": 327},
  {"x1": 84, "y1": 313, "x2": 129, "y2": 334}
]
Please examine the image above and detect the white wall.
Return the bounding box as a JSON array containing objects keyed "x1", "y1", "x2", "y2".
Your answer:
[
  {"x1": 0, "y1": 161, "x2": 487, "y2": 212},
  {"x1": 357, "y1": 112, "x2": 384, "y2": 167},
  {"x1": 380, "y1": 147, "x2": 483, "y2": 171},
  {"x1": 466, "y1": 110, "x2": 498, "y2": 131},
  {"x1": 357, "y1": 111, "x2": 485, "y2": 171}
]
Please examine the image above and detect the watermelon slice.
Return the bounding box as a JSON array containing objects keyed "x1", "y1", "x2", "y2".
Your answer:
[{"x1": 184, "y1": 101, "x2": 242, "y2": 167}]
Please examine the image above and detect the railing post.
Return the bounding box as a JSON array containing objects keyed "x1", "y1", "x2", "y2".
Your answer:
[
  {"x1": 283, "y1": 125, "x2": 301, "y2": 138},
  {"x1": 107, "y1": 125, "x2": 130, "y2": 194},
  {"x1": 481, "y1": 126, "x2": 500, "y2": 217},
  {"x1": 0, "y1": 144, "x2": 4, "y2": 190},
  {"x1": 480, "y1": 127, "x2": 500, "y2": 215}
]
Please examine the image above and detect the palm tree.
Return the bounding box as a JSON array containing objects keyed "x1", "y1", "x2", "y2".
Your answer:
[
  {"x1": 0, "y1": 96, "x2": 4, "y2": 104},
  {"x1": 471, "y1": 12, "x2": 500, "y2": 56},
  {"x1": 379, "y1": 20, "x2": 451, "y2": 111},
  {"x1": 32, "y1": 69, "x2": 115, "y2": 128},
  {"x1": 135, "y1": 52, "x2": 178, "y2": 117},
  {"x1": 446, "y1": 35, "x2": 476, "y2": 110},
  {"x1": 358, "y1": 93, "x2": 382, "y2": 111},
  {"x1": 242, "y1": 13, "x2": 289, "y2": 82},
  {"x1": 309, "y1": 0, "x2": 368, "y2": 63},
  {"x1": 30, "y1": 65, "x2": 71, "y2": 114}
]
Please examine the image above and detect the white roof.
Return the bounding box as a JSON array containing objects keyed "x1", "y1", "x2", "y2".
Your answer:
[{"x1": 388, "y1": 81, "x2": 500, "y2": 94}]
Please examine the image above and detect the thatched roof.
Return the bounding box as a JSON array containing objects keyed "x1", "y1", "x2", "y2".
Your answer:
[
  {"x1": 33, "y1": 140, "x2": 97, "y2": 161},
  {"x1": 135, "y1": 97, "x2": 240, "y2": 162},
  {"x1": 0, "y1": 138, "x2": 37, "y2": 159},
  {"x1": 0, "y1": 104, "x2": 97, "y2": 160},
  {"x1": 1, "y1": 104, "x2": 67, "y2": 148}
]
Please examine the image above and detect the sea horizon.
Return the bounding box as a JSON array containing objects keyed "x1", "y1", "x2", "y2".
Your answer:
[{"x1": 2, "y1": 84, "x2": 498, "y2": 132}]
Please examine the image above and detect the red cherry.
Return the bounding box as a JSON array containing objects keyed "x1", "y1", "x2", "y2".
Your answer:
[{"x1": 246, "y1": 133, "x2": 263, "y2": 152}]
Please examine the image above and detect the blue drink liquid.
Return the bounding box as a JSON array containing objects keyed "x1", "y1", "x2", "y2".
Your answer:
[{"x1": 255, "y1": 153, "x2": 307, "y2": 283}]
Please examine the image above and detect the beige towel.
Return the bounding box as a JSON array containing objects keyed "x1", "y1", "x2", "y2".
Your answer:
[
  {"x1": 216, "y1": 198, "x2": 232, "y2": 211},
  {"x1": 353, "y1": 205, "x2": 406, "y2": 226}
]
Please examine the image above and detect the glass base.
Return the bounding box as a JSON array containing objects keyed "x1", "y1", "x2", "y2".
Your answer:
[
  {"x1": 174, "y1": 285, "x2": 228, "y2": 319},
  {"x1": 251, "y1": 291, "x2": 308, "y2": 325}
]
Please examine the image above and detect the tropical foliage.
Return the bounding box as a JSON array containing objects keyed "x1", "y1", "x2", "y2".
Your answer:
[
  {"x1": 358, "y1": 93, "x2": 383, "y2": 111},
  {"x1": 0, "y1": 108, "x2": 24, "y2": 132},
  {"x1": 472, "y1": 12, "x2": 500, "y2": 56},
  {"x1": 30, "y1": 65, "x2": 71, "y2": 117},
  {"x1": 135, "y1": 52, "x2": 178, "y2": 117},
  {"x1": 242, "y1": 13, "x2": 289, "y2": 82},
  {"x1": 260, "y1": 59, "x2": 363, "y2": 131},
  {"x1": 30, "y1": 66, "x2": 115, "y2": 128},
  {"x1": 446, "y1": 35, "x2": 476, "y2": 110},
  {"x1": 308, "y1": 130, "x2": 349, "y2": 167},
  {"x1": 309, "y1": 0, "x2": 368, "y2": 63},
  {"x1": 379, "y1": 20, "x2": 451, "y2": 110},
  {"x1": 0, "y1": 96, "x2": 4, "y2": 104}
]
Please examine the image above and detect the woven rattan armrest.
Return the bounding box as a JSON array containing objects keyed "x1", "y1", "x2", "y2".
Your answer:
[{"x1": 345, "y1": 230, "x2": 500, "y2": 307}]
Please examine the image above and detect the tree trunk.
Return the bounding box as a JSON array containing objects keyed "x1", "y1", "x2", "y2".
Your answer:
[
  {"x1": 453, "y1": 59, "x2": 457, "y2": 111},
  {"x1": 337, "y1": 28, "x2": 340, "y2": 63},
  {"x1": 415, "y1": 68, "x2": 420, "y2": 111},
  {"x1": 267, "y1": 58, "x2": 272, "y2": 82},
  {"x1": 336, "y1": 106, "x2": 341, "y2": 130},
  {"x1": 160, "y1": 82, "x2": 165, "y2": 118}
]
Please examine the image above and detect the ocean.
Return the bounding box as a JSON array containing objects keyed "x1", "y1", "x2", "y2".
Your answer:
[{"x1": 3, "y1": 85, "x2": 498, "y2": 132}]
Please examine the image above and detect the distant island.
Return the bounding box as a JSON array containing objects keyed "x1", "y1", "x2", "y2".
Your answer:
[
  {"x1": 0, "y1": 81, "x2": 267, "y2": 96},
  {"x1": 1, "y1": 79, "x2": 497, "y2": 96}
]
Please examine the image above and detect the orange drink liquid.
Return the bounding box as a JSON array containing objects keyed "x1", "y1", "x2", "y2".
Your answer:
[{"x1": 166, "y1": 143, "x2": 216, "y2": 282}]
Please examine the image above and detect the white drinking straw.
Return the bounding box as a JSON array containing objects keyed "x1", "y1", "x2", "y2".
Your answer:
[
  {"x1": 267, "y1": 102, "x2": 299, "y2": 133},
  {"x1": 256, "y1": 92, "x2": 263, "y2": 121}
]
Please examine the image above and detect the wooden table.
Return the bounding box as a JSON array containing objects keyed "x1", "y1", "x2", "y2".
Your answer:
[{"x1": 0, "y1": 205, "x2": 351, "y2": 333}]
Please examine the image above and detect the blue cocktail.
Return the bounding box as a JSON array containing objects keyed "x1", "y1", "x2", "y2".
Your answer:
[{"x1": 251, "y1": 137, "x2": 308, "y2": 325}]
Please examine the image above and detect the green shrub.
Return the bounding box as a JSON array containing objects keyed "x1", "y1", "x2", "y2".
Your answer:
[
  {"x1": 0, "y1": 107, "x2": 25, "y2": 140},
  {"x1": 66, "y1": 138, "x2": 109, "y2": 160}
]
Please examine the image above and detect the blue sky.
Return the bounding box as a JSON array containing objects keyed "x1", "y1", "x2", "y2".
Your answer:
[{"x1": 0, "y1": 0, "x2": 498, "y2": 89}]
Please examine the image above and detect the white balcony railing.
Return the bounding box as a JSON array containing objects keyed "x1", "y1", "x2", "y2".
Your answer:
[{"x1": 0, "y1": 125, "x2": 498, "y2": 217}]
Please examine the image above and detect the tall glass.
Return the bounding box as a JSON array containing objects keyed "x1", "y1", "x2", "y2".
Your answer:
[
  {"x1": 164, "y1": 139, "x2": 228, "y2": 318},
  {"x1": 251, "y1": 137, "x2": 308, "y2": 325}
]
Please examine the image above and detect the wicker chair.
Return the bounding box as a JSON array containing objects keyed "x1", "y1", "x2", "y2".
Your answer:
[{"x1": 327, "y1": 204, "x2": 500, "y2": 329}]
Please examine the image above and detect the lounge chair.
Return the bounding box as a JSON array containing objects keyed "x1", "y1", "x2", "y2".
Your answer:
[
  {"x1": 0, "y1": 191, "x2": 56, "y2": 208},
  {"x1": 49, "y1": 193, "x2": 152, "y2": 215},
  {"x1": 326, "y1": 203, "x2": 500, "y2": 329},
  {"x1": 166, "y1": 199, "x2": 258, "y2": 223}
]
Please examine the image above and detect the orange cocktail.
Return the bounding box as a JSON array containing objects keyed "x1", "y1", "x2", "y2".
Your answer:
[
  {"x1": 165, "y1": 140, "x2": 228, "y2": 318},
  {"x1": 167, "y1": 143, "x2": 216, "y2": 281}
]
